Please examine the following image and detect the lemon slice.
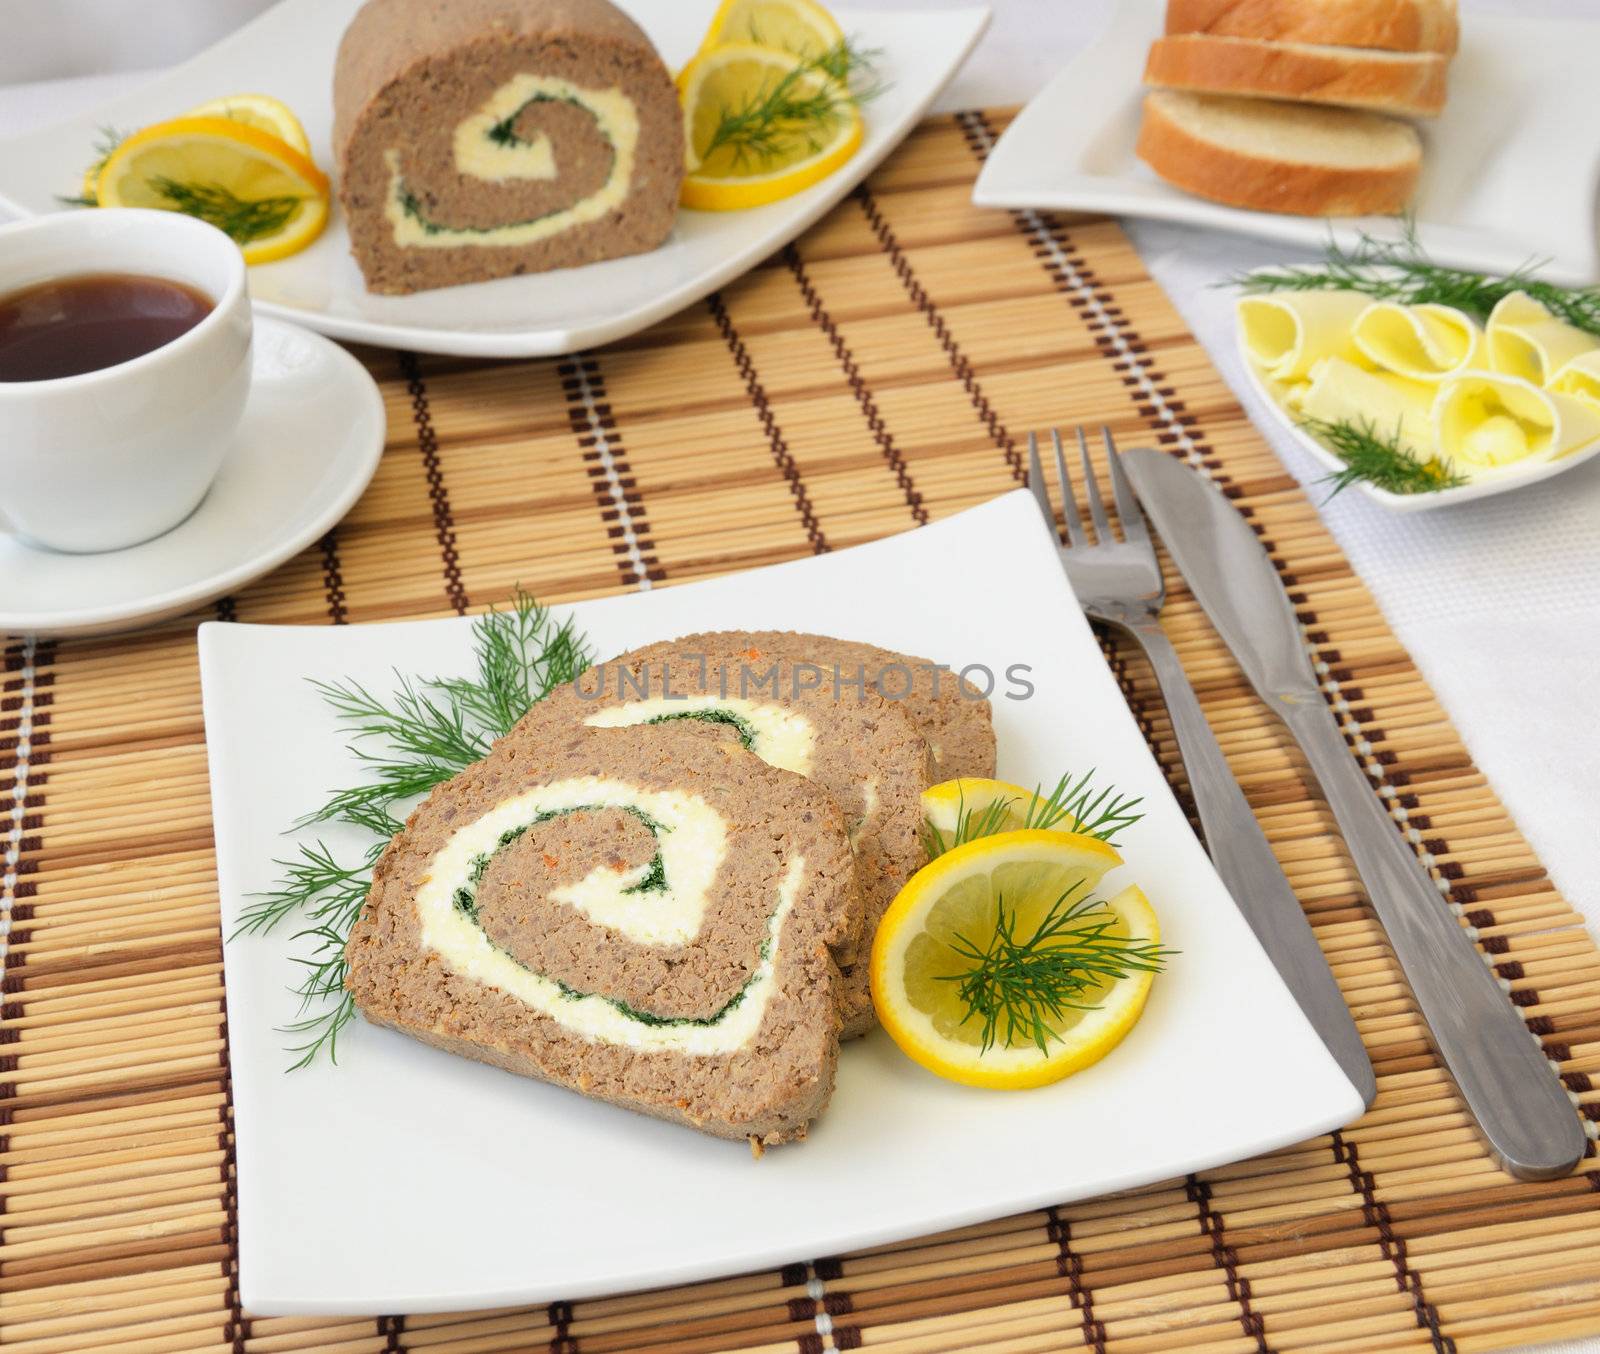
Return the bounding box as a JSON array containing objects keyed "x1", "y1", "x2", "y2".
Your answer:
[
  {"x1": 677, "y1": 43, "x2": 863, "y2": 211},
  {"x1": 182, "y1": 93, "x2": 312, "y2": 156},
  {"x1": 871, "y1": 829, "x2": 1164, "y2": 1089},
  {"x1": 96, "y1": 116, "x2": 329, "y2": 265},
  {"x1": 696, "y1": 0, "x2": 844, "y2": 58}
]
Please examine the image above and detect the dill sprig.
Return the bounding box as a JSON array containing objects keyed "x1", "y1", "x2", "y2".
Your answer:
[
  {"x1": 298, "y1": 598, "x2": 588, "y2": 832},
  {"x1": 237, "y1": 837, "x2": 388, "y2": 1068},
  {"x1": 939, "y1": 889, "x2": 1172, "y2": 1055},
  {"x1": 236, "y1": 589, "x2": 592, "y2": 1068},
  {"x1": 56, "y1": 125, "x2": 126, "y2": 207},
  {"x1": 235, "y1": 837, "x2": 386, "y2": 940},
  {"x1": 923, "y1": 771, "x2": 1144, "y2": 860},
  {"x1": 299, "y1": 674, "x2": 491, "y2": 831},
  {"x1": 281, "y1": 947, "x2": 358, "y2": 1068},
  {"x1": 430, "y1": 600, "x2": 589, "y2": 740},
  {"x1": 149, "y1": 178, "x2": 305, "y2": 245},
  {"x1": 1235, "y1": 222, "x2": 1600, "y2": 337},
  {"x1": 1297, "y1": 415, "x2": 1465, "y2": 499},
  {"x1": 702, "y1": 38, "x2": 882, "y2": 170}
]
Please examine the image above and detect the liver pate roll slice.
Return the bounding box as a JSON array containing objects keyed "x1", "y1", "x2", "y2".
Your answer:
[
  {"x1": 620, "y1": 630, "x2": 998, "y2": 781},
  {"x1": 331, "y1": 0, "x2": 683, "y2": 295},
  {"x1": 346, "y1": 721, "x2": 857, "y2": 1146},
  {"x1": 529, "y1": 637, "x2": 940, "y2": 1039}
]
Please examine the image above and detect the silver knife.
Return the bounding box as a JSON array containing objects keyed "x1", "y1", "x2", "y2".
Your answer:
[{"x1": 1122, "y1": 448, "x2": 1585, "y2": 1180}]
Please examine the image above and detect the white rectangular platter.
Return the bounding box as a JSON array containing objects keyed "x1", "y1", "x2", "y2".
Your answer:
[
  {"x1": 0, "y1": 0, "x2": 989, "y2": 356},
  {"x1": 199, "y1": 490, "x2": 1364, "y2": 1316},
  {"x1": 973, "y1": 0, "x2": 1600, "y2": 285}
]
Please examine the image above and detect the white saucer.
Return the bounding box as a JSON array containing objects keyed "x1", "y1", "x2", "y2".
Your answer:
[{"x1": 2, "y1": 317, "x2": 385, "y2": 638}]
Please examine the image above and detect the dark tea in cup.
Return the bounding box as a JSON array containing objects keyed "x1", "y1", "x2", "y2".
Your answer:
[{"x1": 0, "y1": 272, "x2": 214, "y2": 382}]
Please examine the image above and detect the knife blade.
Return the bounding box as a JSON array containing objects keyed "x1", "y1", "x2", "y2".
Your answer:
[{"x1": 1122, "y1": 448, "x2": 1585, "y2": 1181}]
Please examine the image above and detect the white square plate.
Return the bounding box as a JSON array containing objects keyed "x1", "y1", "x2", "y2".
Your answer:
[
  {"x1": 0, "y1": 0, "x2": 988, "y2": 357},
  {"x1": 973, "y1": 0, "x2": 1600, "y2": 286},
  {"x1": 200, "y1": 491, "x2": 1364, "y2": 1317}
]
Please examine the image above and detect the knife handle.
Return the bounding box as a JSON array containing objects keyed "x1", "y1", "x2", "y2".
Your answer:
[
  {"x1": 1124, "y1": 619, "x2": 1376, "y2": 1108},
  {"x1": 1282, "y1": 697, "x2": 1586, "y2": 1180}
]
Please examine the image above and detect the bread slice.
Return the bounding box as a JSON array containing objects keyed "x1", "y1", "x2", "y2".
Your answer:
[
  {"x1": 1144, "y1": 33, "x2": 1448, "y2": 116},
  {"x1": 530, "y1": 636, "x2": 940, "y2": 1039},
  {"x1": 346, "y1": 721, "x2": 859, "y2": 1147},
  {"x1": 1137, "y1": 90, "x2": 1422, "y2": 216},
  {"x1": 1165, "y1": 0, "x2": 1459, "y2": 55}
]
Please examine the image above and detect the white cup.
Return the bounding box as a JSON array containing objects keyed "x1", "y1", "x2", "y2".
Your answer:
[{"x1": 0, "y1": 208, "x2": 252, "y2": 553}]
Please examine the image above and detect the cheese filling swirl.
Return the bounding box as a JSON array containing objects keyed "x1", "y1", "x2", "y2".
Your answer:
[
  {"x1": 414, "y1": 776, "x2": 802, "y2": 1054},
  {"x1": 384, "y1": 74, "x2": 640, "y2": 250}
]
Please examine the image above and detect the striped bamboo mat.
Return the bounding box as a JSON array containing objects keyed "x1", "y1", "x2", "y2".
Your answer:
[{"x1": 4, "y1": 109, "x2": 1599, "y2": 1354}]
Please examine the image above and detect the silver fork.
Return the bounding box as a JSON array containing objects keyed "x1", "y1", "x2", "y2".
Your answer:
[{"x1": 1029, "y1": 427, "x2": 1375, "y2": 1108}]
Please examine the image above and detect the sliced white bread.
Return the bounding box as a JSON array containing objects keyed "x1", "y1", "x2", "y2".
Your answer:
[
  {"x1": 1165, "y1": 0, "x2": 1459, "y2": 55},
  {"x1": 1144, "y1": 33, "x2": 1448, "y2": 117},
  {"x1": 1136, "y1": 90, "x2": 1422, "y2": 216}
]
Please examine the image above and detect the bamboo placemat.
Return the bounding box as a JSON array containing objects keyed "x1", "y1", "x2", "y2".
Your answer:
[{"x1": 5, "y1": 110, "x2": 1599, "y2": 1354}]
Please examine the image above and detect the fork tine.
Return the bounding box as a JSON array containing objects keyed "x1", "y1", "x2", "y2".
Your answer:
[
  {"x1": 1052, "y1": 429, "x2": 1087, "y2": 547},
  {"x1": 1026, "y1": 432, "x2": 1056, "y2": 540},
  {"x1": 1077, "y1": 426, "x2": 1110, "y2": 542},
  {"x1": 1102, "y1": 426, "x2": 1150, "y2": 543}
]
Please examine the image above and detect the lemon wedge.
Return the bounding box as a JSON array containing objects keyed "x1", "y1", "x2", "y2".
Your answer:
[
  {"x1": 96, "y1": 116, "x2": 329, "y2": 265},
  {"x1": 871, "y1": 829, "x2": 1165, "y2": 1089},
  {"x1": 182, "y1": 93, "x2": 313, "y2": 156},
  {"x1": 696, "y1": 0, "x2": 844, "y2": 58},
  {"x1": 677, "y1": 43, "x2": 863, "y2": 211}
]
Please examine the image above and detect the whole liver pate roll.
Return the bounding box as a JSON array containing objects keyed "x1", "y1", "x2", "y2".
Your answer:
[{"x1": 331, "y1": 0, "x2": 684, "y2": 294}]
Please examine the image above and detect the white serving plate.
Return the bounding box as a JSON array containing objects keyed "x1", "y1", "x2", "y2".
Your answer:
[
  {"x1": 200, "y1": 490, "x2": 1364, "y2": 1317},
  {"x1": 973, "y1": 0, "x2": 1600, "y2": 286},
  {"x1": 1237, "y1": 331, "x2": 1600, "y2": 513},
  {"x1": 1, "y1": 316, "x2": 384, "y2": 637},
  {"x1": 0, "y1": 0, "x2": 988, "y2": 357}
]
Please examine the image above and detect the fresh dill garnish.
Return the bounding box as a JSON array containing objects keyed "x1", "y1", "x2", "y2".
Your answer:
[
  {"x1": 235, "y1": 589, "x2": 592, "y2": 1068},
  {"x1": 432, "y1": 600, "x2": 589, "y2": 740},
  {"x1": 56, "y1": 125, "x2": 127, "y2": 207},
  {"x1": 938, "y1": 889, "x2": 1172, "y2": 1055},
  {"x1": 300, "y1": 673, "x2": 488, "y2": 831},
  {"x1": 701, "y1": 38, "x2": 882, "y2": 170},
  {"x1": 235, "y1": 837, "x2": 387, "y2": 1069},
  {"x1": 235, "y1": 837, "x2": 387, "y2": 940},
  {"x1": 149, "y1": 177, "x2": 305, "y2": 245},
  {"x1": 1297, "y1": 415, "x2": 1466, "y2": 499},
  {"x1": 1234, "y1": 221, "x2": 1600, "y2": 337},
  {"x1": 922, "y1": 771, "x2": 1144, "y2": 860}
]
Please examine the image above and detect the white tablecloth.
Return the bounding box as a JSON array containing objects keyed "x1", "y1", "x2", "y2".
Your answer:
[{"x1": 2, "y1": 7, "x2": 1596, "y2": 1348}]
